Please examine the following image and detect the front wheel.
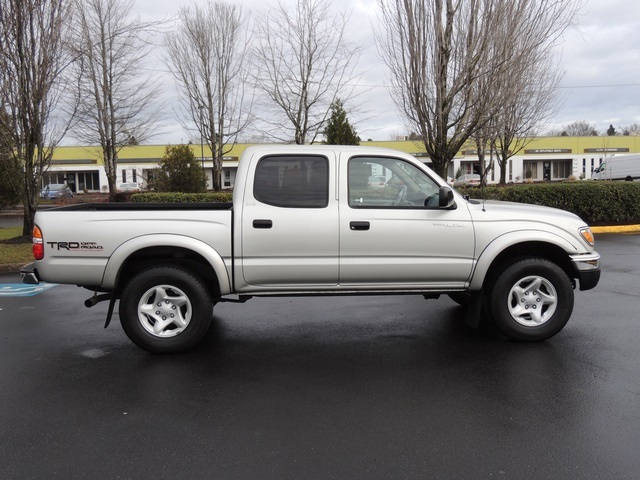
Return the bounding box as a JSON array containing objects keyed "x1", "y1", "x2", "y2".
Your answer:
[
  {"x1": 119, "y1": 265, "x2": 213, "y2": 353},
  {"x1": 489, "y1": 258, "x2": 574, "y2": 341}
]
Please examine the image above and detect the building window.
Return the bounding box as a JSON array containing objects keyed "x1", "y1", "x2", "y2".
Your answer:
[
  {"x1": 42, "y1": 172, "x2": 67, "y2": 186},
  {"x1": 552, "y1": 160, "x2": 572, "y2": 180},
  {"x1": 122, "y1": 169, "x2": 127, "y2": 183},
  {"x1": 76, "y1": 171, "x2": 100, "y2": 191},
  {"x1": 145, "y1": 169, "x2": 158, "y2": 188},
  {"x1": 132, "y1": 170, "x2": 137, "y2": 183},
  {"x1": 224, "y1": 170, "x2": 231, "y2": 187},
  {"x1": 523, "y1": 161, "x2": 538, "y2": 180}
]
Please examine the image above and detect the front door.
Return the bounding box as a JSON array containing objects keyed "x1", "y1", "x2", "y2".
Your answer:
[{"x1": 339, "y1": 155, "x2": 475, "y2": 288}]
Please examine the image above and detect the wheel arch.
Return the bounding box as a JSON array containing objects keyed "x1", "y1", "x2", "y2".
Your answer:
[
  {"x1": 101, "y1": 234, "x2": 231, "y2": 295},
  {"x1": 470, "y1": 233, "x2": 577, "y2": 292}
]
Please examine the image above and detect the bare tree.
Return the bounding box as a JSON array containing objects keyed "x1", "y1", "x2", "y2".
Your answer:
[
  {"x1": 489, "y1": 0, "x2": 578, "y2": 184},
  {"x1": 0, "y1": 0, "x2": 73, "y2": 235},
  {"x1": 376, "y1": 0, "x2": 582, "y2": 179},
  {"x1": 492, "y1": 56, "x2": 563, "y2": 183},
  {"x1": 165, "y1": 1, "x2": 251, "y2": 191},
  {"x1": 559, "y1": 120, "x2": 599, "y2": 137},
  {"x1": 70, "y1": 0, "x2": 161, "y2": 195},
  {"x1": 376, "y1": 0, "x2": 496, "y2": 178},
  {"x1": 621, "y1": 124, "x2": 640, "y2": 136},
  {"x1": 253, "y1": 0, "x2": 361, "y2": 144}
]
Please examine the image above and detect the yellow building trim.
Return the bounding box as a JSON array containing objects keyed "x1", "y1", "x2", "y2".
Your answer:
[{"x1": 52, "y1": 136, "x2": 640, "y2": 165}]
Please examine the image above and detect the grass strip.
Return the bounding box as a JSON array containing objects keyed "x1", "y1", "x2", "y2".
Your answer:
[{"x1": 0, "y1": 227, "x2": 33, "y2": 265}]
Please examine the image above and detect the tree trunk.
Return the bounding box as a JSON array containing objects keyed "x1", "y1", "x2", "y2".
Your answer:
[{"x1": 21, "y1": 187, "x2": 38, "y2": 237}]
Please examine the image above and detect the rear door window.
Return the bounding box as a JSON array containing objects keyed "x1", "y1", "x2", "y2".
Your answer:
[{"x1": 254, "y1": 155, "x2": 329, "y2": 208}]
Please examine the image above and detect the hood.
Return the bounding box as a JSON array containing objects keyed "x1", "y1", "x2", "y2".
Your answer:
[
  {"x1": 463, "y1": 198, "x2": 595, "y2": 253},
  {"x1": 466, "y1": 198, "x2": 588, "y2": 228}
]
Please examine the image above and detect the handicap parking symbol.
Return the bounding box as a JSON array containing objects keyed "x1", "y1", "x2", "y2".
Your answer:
[{"x1": 0, "y1": 283, "x2": 57, "y2": 297}]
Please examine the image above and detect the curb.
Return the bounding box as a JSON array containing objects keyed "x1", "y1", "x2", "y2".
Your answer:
[{"x1": 591, "y1": 225, "x2": 640, "y2": 234}]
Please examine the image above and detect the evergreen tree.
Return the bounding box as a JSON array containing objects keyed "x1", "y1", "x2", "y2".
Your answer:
[
  {"x1": 323, "y1": 99, "x2": 360, "y2": 145},
  {"x1": 607, "y1": 124, "x2": 616, "y2": 136},
  {"x1": 0, "y1": 113, "x2": 21, "y2": 209},
  {"x1": 155, "y1": 145, "x2": 207, "y2": 193},
  {"x1": 0, "y1": 150, "x2": 22, "y2": 209}
]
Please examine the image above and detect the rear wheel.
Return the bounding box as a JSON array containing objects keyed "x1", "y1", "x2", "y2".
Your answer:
[
  {"x1": 489, "y1": 258, "x2": 574, "y2": 341},
  {"x1": 119, "y1": 265, "x2": 213, "y2": 353}
]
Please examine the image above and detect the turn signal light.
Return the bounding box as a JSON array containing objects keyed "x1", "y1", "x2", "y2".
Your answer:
[
  {"x1": 579, "y1": 227, "x2": 595, "y2": 246},
  {"x1": 33, "y1": 225, "x2": 44, "y2": 260}
]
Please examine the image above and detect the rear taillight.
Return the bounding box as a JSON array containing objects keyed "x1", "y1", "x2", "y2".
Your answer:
[{"x1": 33, "y1": 225, "x2": 44, "y2": 260}]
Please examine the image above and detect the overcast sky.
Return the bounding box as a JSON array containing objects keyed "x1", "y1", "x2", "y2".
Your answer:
[{"x1": 132, "y1": 0, "x2": 640, "y2": 144}]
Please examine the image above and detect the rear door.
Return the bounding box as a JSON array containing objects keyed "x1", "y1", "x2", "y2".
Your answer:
[{"x1": 240, "y1": 153, "x2": 339, "y2": 287}]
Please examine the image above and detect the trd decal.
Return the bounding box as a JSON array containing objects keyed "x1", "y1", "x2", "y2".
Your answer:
[{"x1": 46, "y1": 241, "x2": 104, "y2": 251}]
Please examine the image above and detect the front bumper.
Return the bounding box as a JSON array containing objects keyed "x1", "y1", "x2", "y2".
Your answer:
[{"x1": 571, "y1": 252, "x2": 601, "y2": 291}]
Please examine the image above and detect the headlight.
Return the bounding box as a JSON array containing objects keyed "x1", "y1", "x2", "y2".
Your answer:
[{"x1": 579, "y1": 227, "x2": 595, "y2": 246}]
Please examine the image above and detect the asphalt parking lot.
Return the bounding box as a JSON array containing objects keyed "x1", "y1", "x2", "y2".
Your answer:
[{"x1": 1, "y1": 234, "x2": 639, "y2": 479}]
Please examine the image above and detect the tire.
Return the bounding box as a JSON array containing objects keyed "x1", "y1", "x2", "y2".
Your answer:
[
  {"x1": 119, "y1": 265, "x2": 213, "y2": 353},
  {"x1": 489, "y1": 258, "x2": 574, "y2": 342}
]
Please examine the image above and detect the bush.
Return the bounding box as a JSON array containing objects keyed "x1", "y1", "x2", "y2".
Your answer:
[
  {"x1": 154, "y1": 144, "x2": 208, "y2": 193},
  {"x1": 110, "y1": 191, "x2": 137, "y2": 202},
  {"x1": 130, "y1": 192, "x2": 233, "y2": 203},
  {"x1": 456, "y1": 181, "x2": 640, "y2": 225}
]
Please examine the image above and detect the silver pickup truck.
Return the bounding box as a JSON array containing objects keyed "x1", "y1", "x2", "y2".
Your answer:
[{"x1": 22, "y1": 145, "x2": 601, "y2": 353}]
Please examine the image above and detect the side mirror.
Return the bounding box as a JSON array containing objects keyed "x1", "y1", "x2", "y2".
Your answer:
[{"x1": 438, "y1": 186, "x2": 456, "y2": 209}]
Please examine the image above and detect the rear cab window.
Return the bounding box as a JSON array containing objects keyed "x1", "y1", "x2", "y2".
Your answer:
[{"x1": 253, "y1": 155, "x2": 329, "y2": 208}]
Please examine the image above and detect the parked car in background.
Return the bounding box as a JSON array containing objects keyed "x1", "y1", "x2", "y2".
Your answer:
[
  {"x1": 117, "y1": 182, "x2": 142, "y2": 193},
  {"x1": 41, "y1": 184, "x2": 73, "y2": 200},
  {"x1": 368, "y1": 175, "x2": 387, "y2": 188},
  {"x1": 453, "y1": 174, "x2": 481, "y2": 188}
]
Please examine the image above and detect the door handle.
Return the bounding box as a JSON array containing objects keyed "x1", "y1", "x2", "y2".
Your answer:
[
  {"x1": 350, "y1": 221, "x2": 370, "y2": 231},
  {"x1": 253, "y1": 219, "x2": 273, "y2": 229}
]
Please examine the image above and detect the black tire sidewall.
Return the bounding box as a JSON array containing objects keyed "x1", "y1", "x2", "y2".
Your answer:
[
  {"x1": 119, "y1": 266, "x2": 213, "y2": 353},
  {"x1": 490, "y1": 258, "x2": 574, "y2": 341}
]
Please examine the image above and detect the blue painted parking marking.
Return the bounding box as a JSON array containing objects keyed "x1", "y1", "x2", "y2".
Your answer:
[{"x1": 0, "y1": 283, "x2": 57, "y2": 297}]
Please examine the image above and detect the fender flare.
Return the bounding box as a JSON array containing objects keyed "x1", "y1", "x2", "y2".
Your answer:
[
  {"x1": 100, "y1": 234, "x2": 231, "y2": 294},
  {"x1": 469, "y1": 230, "x2": 578, "y2": 291}
]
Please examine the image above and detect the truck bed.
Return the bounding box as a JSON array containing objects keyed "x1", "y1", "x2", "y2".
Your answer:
[{"x1": 33, "y1": 202, "x2": 233, "y2": 288}]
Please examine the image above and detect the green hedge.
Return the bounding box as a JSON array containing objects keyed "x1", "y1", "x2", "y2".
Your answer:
[
  {"x1": 130, "y1": 192, "x2": 234, "y2": 203},
  {"x1": 456, "y1": 181, "x2": 640, "y2": 225}
]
